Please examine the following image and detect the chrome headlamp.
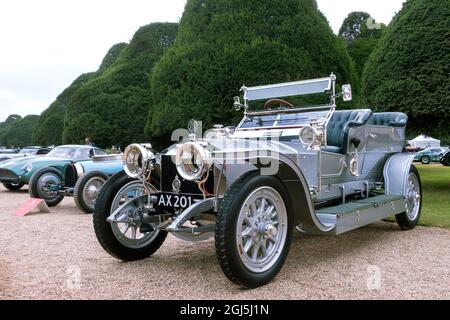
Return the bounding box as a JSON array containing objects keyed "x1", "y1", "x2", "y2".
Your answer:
[
  {"x1": 175, "y1": 142, "x2": 212, "y2": 181},
  {"x1": 123, "y1": 144, "x2": 155, "y2": 179},
  {"x1": 299, "y1": 126, "x2": 324, "y2": 149}
]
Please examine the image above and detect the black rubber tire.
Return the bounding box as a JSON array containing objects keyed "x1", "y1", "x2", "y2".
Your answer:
[
  {"x1": 93, "y1": 171, "x2": 167, "y2": 261},
  {"x1": 74, "y1": 170, "x2": 109, "y2": 214},
  {"x1": 2, "y1": 182, "x2": 24, "y2": 191},
  {"x1": 28, "y1": 167, "x2": 65, "y2": 207},
  {"x1": 395, "y1": 166, "x2": 422, "y2": 230},
  {"x1": 441, "y1": 152, "x2": 450, "y2": 166},
  {"x1": 215, "y1": 172, "x2": 294, "y2": 288},
  {"x1": 420, "y1": 156, "x2": 430, "y2": 164}
]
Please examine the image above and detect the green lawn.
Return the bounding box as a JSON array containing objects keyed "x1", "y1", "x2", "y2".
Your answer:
[{"x1": 416, "y1": 164, "x2": 450, "y2": 228}]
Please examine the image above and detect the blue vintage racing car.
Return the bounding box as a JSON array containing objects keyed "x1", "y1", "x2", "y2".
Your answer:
[{"x1": 29, "y1": 154, "x2": 124, "y2": 213}]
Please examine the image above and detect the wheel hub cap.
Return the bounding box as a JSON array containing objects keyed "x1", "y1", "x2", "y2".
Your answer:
[{"x1": 83, "y1": 178, "x2": 105, "y2": 206}]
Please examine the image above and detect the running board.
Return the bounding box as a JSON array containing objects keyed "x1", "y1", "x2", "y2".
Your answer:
[{"x1": 316, "y1": 195, "x2": 406, "y2": 235}]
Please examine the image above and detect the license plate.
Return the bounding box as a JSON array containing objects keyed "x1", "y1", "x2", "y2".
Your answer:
[{"x1": 156, "y1": 193, "x2": 200, "y2": 209}]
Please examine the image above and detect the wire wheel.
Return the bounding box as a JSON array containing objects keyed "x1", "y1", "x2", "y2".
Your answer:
[
  {"x1": 36, "y1": 172, "x2": 61, "y2": 200},
  {"x1": 236, "y1": 186, "x2": 288, "y2": 273},
  {"x1": 110, "y1": 181, "x2": 160, "y2": 249},
  {"x1": 405, "y1": 172, "x2": 421, "y2": 221}
]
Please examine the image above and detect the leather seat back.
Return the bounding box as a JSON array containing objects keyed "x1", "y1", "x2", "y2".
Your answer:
[
  {"x1": 325, "y1": 110, "x2": 372, "y2": 154},
  {"x1": 367, "y1": 112, "x2": 408, "y2": 127}
]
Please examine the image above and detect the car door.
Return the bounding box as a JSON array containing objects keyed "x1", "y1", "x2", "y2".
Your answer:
[{"x1": 430, "y1": 149, "x2": 441, "y2": 161}]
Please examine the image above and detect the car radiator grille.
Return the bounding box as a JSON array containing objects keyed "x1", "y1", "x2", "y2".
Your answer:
[
  {"x1": 160, "y1": 155, "x2": 214, "y2": 195},
  {"x1": 64, "y1": 164, "x2": 78, "y2": 188},
  {"x1": 0, "y1": 168, "x2": 20, "y2": 182}
]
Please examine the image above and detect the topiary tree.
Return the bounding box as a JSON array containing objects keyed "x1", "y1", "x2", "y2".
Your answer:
[
  {"x1": 63, "y1": 23, "x2": 178, "y2": 148},
  {"x1": 362, "y1": 0, "x2": 450, "y2": 140},
  {"x1": 0, "y1": 114, "x2": 22, "y2": 146},
  {"x1": 33, "y1": 43, "x2": 128, "y2": 146},
  {"x1": 147, "y1": 0, "x2": 358, "y2": 146},
  {"x1": 339, "y1": 12, "x2": 385, "y2": 78},
  {"x1": 2, "y1": 115, "x2": 40, "y2": 148}
]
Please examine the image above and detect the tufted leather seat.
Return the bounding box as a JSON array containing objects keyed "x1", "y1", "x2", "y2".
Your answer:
[
  {"x1": 323, "y1": 110, "x2": 372, "y2": 154},
  {"x1": 367, "y1": 112, "x2": 408, "y2": 127}
]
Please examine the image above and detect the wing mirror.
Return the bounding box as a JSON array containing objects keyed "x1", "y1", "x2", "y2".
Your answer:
[
  {"x1": 342, "y1": 84, "x2": 353, "y2": 102},
  {"x1": 233, "y1": 96, "x2": 245, "y2": 111}
]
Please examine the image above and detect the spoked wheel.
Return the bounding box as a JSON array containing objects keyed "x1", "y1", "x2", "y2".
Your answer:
[
  {"x1": 74, "y1": 171, "x2": 108, "y2": 214},
  {"x1": 93, "y1": 171, "x2": 167, "y2": 261},
  {"x1": 396, "y1": 166, "x2": 422, "y2": 230},
  {"x1": 29, "y1": 167, "x2": 65, "y2": 207},
  {"x1": 110, "y1": 181, "x2": 162, "y2": 249},
  {"x1": 215, "y1": 173, "x2": 293, "y2": 288}
]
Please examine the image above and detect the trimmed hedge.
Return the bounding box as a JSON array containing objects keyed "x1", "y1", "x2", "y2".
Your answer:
[
  {"x1": 147, "y1": 0, "x2": 358, "y2": 145},
  {"x1": 362, "y1": 0, "x2": 450, "y2": 140}
]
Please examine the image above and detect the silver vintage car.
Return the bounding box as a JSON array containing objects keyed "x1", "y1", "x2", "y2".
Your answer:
[{"x1": 93, "y1": 74, "x2": 422, "y2": 288}]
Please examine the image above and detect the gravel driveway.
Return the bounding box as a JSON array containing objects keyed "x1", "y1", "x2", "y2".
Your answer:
[{"x1": 0, "y1": 184, "x2": 449, "y2": 300}]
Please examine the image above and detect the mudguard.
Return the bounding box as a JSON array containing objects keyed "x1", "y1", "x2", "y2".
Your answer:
[{"x1": 383, "y1": 153, "x2": 415, "y2": 197}]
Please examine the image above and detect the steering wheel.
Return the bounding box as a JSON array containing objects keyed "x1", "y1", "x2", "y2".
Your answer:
[{"x1": 264, "y1": 99, "x2": 294, "y2": 110}]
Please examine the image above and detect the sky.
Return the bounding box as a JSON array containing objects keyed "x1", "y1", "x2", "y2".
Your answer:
[{"x1": 0, "y1": 0, "x2": 406, "y2": 122}]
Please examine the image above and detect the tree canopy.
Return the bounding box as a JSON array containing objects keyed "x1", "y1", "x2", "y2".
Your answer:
[
  {"x1": 1, "y1": 115, "x2": 40, "y2": 148},
  {"x1": 0, "y1": 115, "x2": 22, "y2": 146},
  {"x1": 62, "y1": 23, "x2": 178, "y2": 148},
  {"x1": 362, "y1": 0, "x2": 450, "y2": 139},
  {"x1": 32, "y1": 43, "x2": 128, "y2": 146},
  {"x1": 147, "y1": 0, "x2": 357, "y2": 145},
  {"x1": 339, "y1": 12, "x2": 385, "y2": 78}
]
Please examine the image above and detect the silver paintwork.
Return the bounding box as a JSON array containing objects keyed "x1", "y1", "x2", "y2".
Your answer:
[
  {"x1": 334, "y1": 196, "x2": 406, "y2": 235},
  {"x1": 114, "y1": 74, "x2": 417, "y2": 239},
  {"x1": 383, "y1": 153, "x2": 414, "y2": 196},
  {"x1": 92, "y1": 154, "x2": 123, "y2": 162}
]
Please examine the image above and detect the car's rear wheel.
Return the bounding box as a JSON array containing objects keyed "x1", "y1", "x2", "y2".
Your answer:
[
  {"x1": 396, "y1": 166, "x2": 422, "y2": 230},
  {"x1": 93, "y1": 171, "x2": 167, "y2": 261},
  {"x1": 420, "y1": 156, "x2": 430, "y2": 164},
  {"x1": 2, "y1": 182, "x2": 24, "y2": 191},
  {"x1": 74, "y1": 170, "x2": 108, "y2": 214},
  {"x1": 29, "y1": 167, "x2": 65, "y2": 207},
  {"x1": 215, "y1": 173, "x2": 293, "y2": 288}
]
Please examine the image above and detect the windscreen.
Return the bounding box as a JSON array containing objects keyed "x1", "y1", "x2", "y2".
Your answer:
[
  {"x1": 47, "y1": 147, "x2": 76, "y2": 159},
  {"x1": 20, "y1": 149, "x2": 37, "y2": 155},
  {"x1": 238, "y1": 111, "x2": 329, "y2": 129}
]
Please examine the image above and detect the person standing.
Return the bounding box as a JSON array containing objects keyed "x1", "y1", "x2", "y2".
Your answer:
[{"x1": 85, "y1": 137, "x2": 95, "y2": 147}]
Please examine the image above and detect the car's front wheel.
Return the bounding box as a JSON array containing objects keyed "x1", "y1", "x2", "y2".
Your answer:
[
  {"x1": 2, "y1": 182, "x2": 24, "y2": 191},
  {"x1": 29, "y1": 167, "x2": 65, "y2": 207},
  {"x1": 93, "y1": 171, "x2": 167, "y2": 261},
  {"x1": 74, "y1": 170, "x2": 108, "y2": 214},
  {"x1": 215, "y1": 173, "x2": 293, "y2": 288},
  {"x1": 420, "y1": 156, "x2": 431, "y2": 164}
]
